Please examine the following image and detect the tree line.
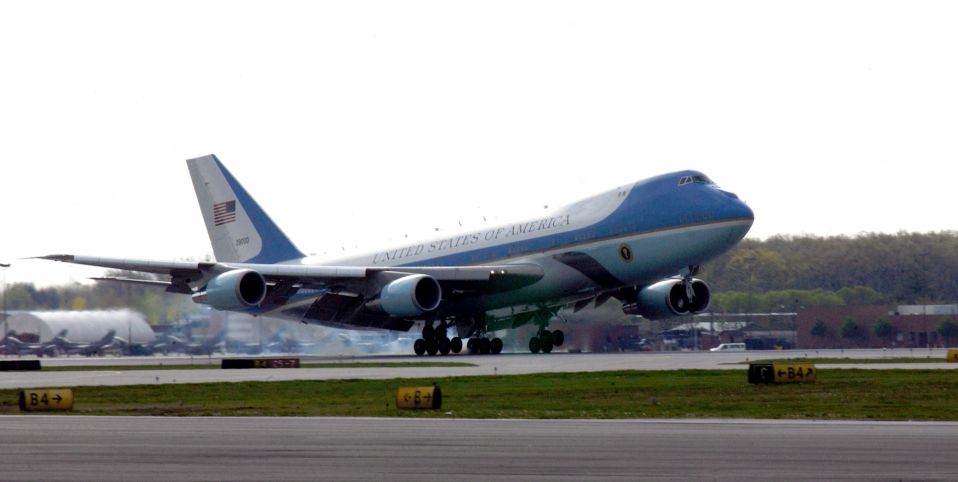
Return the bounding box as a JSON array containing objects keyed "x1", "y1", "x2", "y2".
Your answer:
[{"x1": 700, "y1": 231, "x2": 958, "y2": 312}]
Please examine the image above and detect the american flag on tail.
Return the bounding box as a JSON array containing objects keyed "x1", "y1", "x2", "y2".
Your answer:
[{"x1": 213, "y1": 200, "x2": 236, "y2": 226}]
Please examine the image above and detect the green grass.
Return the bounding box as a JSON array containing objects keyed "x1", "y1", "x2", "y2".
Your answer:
[
  {"x1": 742, "y1": 357, "x2": 950, "y2": 365},
  {"x1": 42, "y1": 361, "x2": 476, "y2": 372},
  {"x1": 4, "y1": 369, "x2": 958, "y2": 420}
]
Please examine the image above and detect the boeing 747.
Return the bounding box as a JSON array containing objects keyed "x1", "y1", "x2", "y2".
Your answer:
[{"x1": 41, "y1": 155, "x2": 753, "y2": 355}]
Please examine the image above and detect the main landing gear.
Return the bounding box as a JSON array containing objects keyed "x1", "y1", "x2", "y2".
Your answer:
[
  {"x1": 528, "y1": 328, "x2": 564, "y2": 354},
  {"x1": 413, "y1": 322, "x2": 462, "y2": 357},
  {"x1": 466, "y1": 336, "x2": 503, "y2": 355},
  {"x1": 412, "y1": 319, "x2": 503, "y2": 356}
]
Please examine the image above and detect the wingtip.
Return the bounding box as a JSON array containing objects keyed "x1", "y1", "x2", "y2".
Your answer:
[{"x1": 33, "y1": 254, "x2": 76, "y2": 262}]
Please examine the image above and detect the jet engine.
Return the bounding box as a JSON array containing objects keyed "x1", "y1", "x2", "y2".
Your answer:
[
  {"x1": 367, "y1": 274, "x2": 442, "y2": 317},
  {"x1": 634, "y1": 278, "x2": 711, "y2": 320},
  {"x1": 193, "y1": 269, "x2": 267, "y2": 310}
]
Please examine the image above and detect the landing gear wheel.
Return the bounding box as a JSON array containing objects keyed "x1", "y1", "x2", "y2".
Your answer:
[
  {"x1": 529, "y1": 337, "x2": 541, "y2": 354},
  {"x1": 450, "y1": 337, "x2": 463, "y2": 354},
  {"x1": 479, "y1": 338, "x2": 492, "y2": 354},
  {"x1": 540, "y1": 330, "x2": 553, "y2": 347},
  {"x1": 467, "y1": 338, "x2": 479, "y2": 354},
  {"x1": 438, "y1": 337, "x2": 451, "y2": 356},
  {"x1": 552, "y1": 330, "x2": 564, "y2": 347},
  {"x1": 541, "y1": 339, "x2": 553, "y2": 354},
  {"x1": 426, "y1": 338, "x2": 439, "y2": 356},
  {"x1": 414, "y1": 339, "x2": 426, "y2": 356},
  {"x1": 490, "y1": 337, "x2": 503, "y2": 355},
  {"x1": 422, "y1": 324, "x2": 435, "y2": 340}
]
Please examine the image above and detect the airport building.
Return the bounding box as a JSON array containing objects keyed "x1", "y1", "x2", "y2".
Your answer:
[
  {"x1": 4, "y1": 309, "x2": 155, "y2": 344},
  {"x1": 796, "y1": 305, "x2": 958, "y2": 349}
]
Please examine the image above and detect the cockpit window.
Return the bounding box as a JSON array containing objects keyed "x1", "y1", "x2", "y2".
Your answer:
[
  {"x1": 678, "y1": 175, "x2": 713, "y2": 186},
  {"x1": 691, "y1": 175, "x2": 712, "y2": 184}
]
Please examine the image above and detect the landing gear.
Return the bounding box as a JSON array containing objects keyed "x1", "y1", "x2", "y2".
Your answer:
[
  {"x1": 490, "y1": 337, "x2": 503, "y2": 354},
  {"x1": 414, "y1": 339, "x2": 426, "y2": 356},
  {"x1": 425, "y1": 337, "x2": 439, "y2": 356},
  {"x1": 466, "y1": 336, "x2": 503, "y2": 355},
  {"x1": 529, "y1": 328, "x2": 564, "y2": 354},
  {"x1": 413, "y1": 321, "x2": 466, "y2": 356},
  {"x1": 413, "y1": 315, "x2": 504, "y2": 356},
  {"x1": 415, "y1": 321, "x2": 446, "y2": 357}
]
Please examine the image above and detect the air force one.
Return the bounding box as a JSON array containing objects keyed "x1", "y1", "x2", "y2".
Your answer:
[{"x1": 41, "y1": 155, "x2": 753, "y2": 356}]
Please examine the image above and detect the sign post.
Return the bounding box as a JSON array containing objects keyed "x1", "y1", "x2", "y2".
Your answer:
[
  {"x1": 749, "y1": 362, "x2": 816, "y2": 384},
  {"x1": 19, "y1": 389, "x2": 74, "y2": 411},
  {"x1": 396, "y1": 386, "x2": 442, "y2": 410}
]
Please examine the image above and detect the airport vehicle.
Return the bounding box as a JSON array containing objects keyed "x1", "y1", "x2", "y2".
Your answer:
[
  {"x1": 41, "y1": 155, "x2": 753, "y2": 355},
  {"x1": 709, "y1": 342, "x2": 746, "y2": 352}
]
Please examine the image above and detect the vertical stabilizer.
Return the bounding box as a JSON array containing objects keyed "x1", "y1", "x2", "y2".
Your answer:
[{"x1": 187, "y1": 154, "x2": 305, "y2": 264}]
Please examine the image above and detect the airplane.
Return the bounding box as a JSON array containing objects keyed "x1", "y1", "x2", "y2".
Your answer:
[
  {"x1": 40, "y1": 155, "x2": 754, "y2": 356},
  {"x1": 262, "y1": 327, "x2": 317, "y2": 354},
  {"x1": 2, "y1": 330, "x2": 62, "y2": 357},
  {"x1": 50, "y1": 329, "x2": 120, "y2": 356},
  {"x1": 117, "y1": 329, "x2": 183, "y2": 356},
  {"x1": 178, "y1": 328, "x2": 228, "y2": 356}
]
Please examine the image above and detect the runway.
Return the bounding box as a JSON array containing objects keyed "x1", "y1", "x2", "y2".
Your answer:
[
  {"x1": 1, "y1": 416, "x2": 956, "y2": 481},
  {"x1": 1, "y1": 348, "x2": 955, "y2": 389},
  {"x1": 3, "y1": 351, "x2": 956, "y2": 480}
]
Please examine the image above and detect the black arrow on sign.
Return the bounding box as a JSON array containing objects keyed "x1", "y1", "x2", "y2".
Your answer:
[{"x1": 52, "y1": 394, "x2": 63, "y2": 404}]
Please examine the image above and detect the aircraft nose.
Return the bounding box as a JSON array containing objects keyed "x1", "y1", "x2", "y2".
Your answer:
[
  {"x1": 713, "y1": 189, "x2": 754, "y2": 244},
  {"x1": 736, "y1": 198, "x2": 754, "y2": 223},
  {"x1": 719, "y1": 190, "x2": 754, "y2": 222}
]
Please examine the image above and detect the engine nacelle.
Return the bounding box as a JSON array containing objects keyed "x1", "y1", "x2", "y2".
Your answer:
[
  {"x1": 195, "y1": 269, "x2": 267, "y2": 311},
  {"x1": 369, "y1": 274, "x2": 442, "y2": 318},
  {"x1": 634, "y1": 278, "x2": 711, "y2": 320}
]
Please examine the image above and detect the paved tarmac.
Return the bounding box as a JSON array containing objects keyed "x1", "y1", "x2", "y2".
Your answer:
[
  {"x1": 1, "y1": 416, "x2": 956, "y2": 481},
  {"x1": 1, "y1": 348, "x2": 954, "y2": 389}
]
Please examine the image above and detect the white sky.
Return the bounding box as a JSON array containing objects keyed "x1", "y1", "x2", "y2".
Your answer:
[{"x1": 2, "y1": 1, "x2": 956, "y2": 287}]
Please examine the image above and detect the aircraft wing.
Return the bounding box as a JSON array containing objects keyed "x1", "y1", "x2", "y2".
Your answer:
[{"x1": 38, "y1": 254, "x2": 544, "y2": 301}]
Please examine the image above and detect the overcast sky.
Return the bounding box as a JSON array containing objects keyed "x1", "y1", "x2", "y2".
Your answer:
[{"x1": 2, "y1": 1, "x2": 956, "y2": 287}]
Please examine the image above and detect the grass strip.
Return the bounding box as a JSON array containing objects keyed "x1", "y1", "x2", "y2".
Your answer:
[
  {"x1": 740, "y1": 357, "x2": 950, "y2": 365},
  {"x1": 41, "y1": 362, "x2": 476, "y2": 372},
  {"x1": 2, "y1": 369, "x2": 957, "y2": 420}
]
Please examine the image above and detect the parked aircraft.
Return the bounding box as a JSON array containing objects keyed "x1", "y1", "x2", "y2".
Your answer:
[
  {"x1": 2, "y1": 330, "x2": 61, "y2": 357},
  {"x1": 262, "y1": 328, "x2": 317, "y2": 354},
  {"x1": 178, "y1": 328, "x2": 228, "y2": 356},
  {"x1": 50, "y1": 329, "x2": 120, "y2": 356},
  {"x1": 122, "y1": 330, "x2": 183, "y2": 356},
  {"x1": 41, "y1": 155, "x2": 753, "y2": 355}
]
